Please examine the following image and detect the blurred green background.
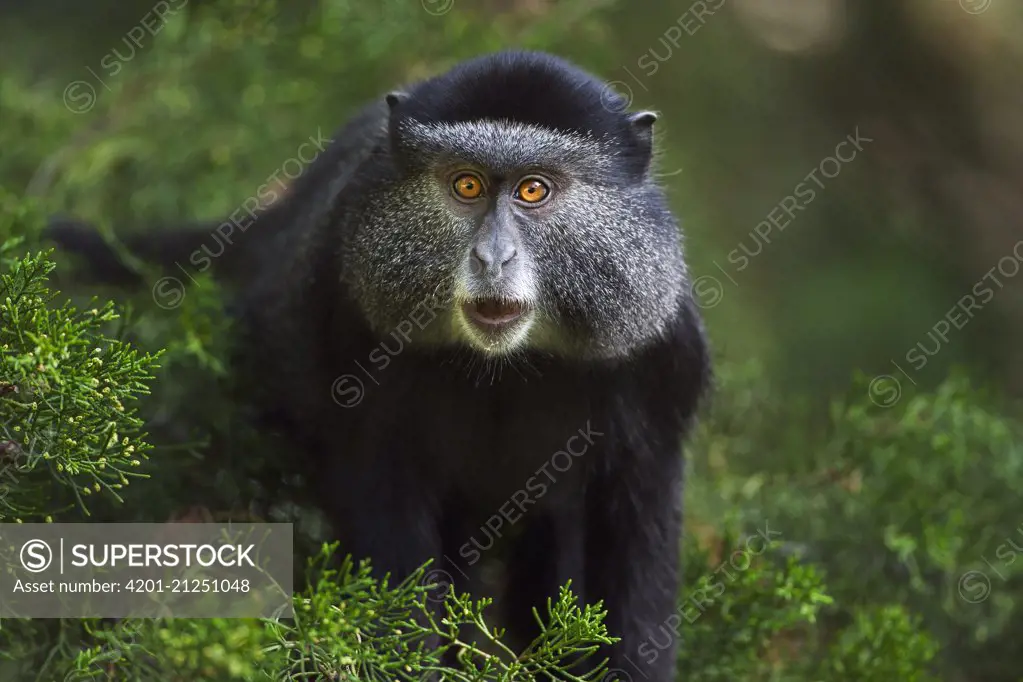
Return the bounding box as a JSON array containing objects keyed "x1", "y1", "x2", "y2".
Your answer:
[{"x1": 2, "y1": 0, "x2": 1022, "y2": 680}]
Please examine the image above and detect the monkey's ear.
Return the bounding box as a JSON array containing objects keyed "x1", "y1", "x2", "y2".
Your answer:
[
  {"x1": 386, "y1": 91, "x2": 410, "y2": 111},
  {"x1": 629, "y1": 111, "x2": 658, "y2": 128},
  {"x1": 629, "y1": 111, "x2": 658, "y2": 175},
  {"x1": 629, "y1": 111, "x2": 658, "y2": 143},
  {"x1": 386, "y1": 90, "x2": 418, "y2": 167}
]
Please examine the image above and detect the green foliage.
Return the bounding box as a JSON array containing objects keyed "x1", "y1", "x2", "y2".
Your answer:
[
  {"x1": 675, "y1": 530, "x2": 939, "y2": 681},
  {"x1": 4, "y1": 546, "x2": 612, "y2": 681},
  {"x1": 690, "y1": 361, "x2": 1022, "y2": 680},
  {"x1": 821, "y1": 606, "x2": 939, "y2": 682},
  {"x1": 0, "y1": 194, "x2": 158, "y2": 521},
  {"x1": 677, "y1": 536, "x2": 833, "y2": 681},
  {"x1": 66, "y1": 618, "x2": 273, "y2": 681},
  {"x1": 262, "y1": 545, "x2": 614, "y2": 682}
]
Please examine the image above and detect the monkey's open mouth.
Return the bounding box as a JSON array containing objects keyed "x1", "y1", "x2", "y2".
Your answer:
[{"x1": 462, "y1": 298, "x2": 527, "y2": 330}]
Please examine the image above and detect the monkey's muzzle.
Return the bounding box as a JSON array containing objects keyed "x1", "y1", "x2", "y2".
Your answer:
[{"x1": 462, "y1": 298, "x2": 527, "y2": 331}]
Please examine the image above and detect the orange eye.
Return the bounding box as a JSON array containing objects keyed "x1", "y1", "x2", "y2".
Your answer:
[
  {"x1": 453, "y1": 173, "x2": 484, "y2": 200},
  {"x1": 515, "y1": 177, "x2": 550, "y2": 204}
]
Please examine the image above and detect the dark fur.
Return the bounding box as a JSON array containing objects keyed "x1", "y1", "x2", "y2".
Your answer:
[{"x1": 47, "y1": 51, "x2": 710, "y2": 681}]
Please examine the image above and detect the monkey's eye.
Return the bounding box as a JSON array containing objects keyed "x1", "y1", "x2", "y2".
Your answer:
[
  {"x1": 514, "y1": 177, "x2": 550, "y2": 205},
  {"x1": 452, "y1": 173, "x2": 485, "y2": 201}
]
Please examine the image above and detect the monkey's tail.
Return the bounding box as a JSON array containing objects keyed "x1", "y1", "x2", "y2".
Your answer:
[{"x1": 43, "y1": 214, "x2": 262, "y2": 287}]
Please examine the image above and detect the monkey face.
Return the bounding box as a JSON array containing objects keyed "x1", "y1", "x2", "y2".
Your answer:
[{"x1": 342, "y1": 116, "x2": 690, "y2": 361}]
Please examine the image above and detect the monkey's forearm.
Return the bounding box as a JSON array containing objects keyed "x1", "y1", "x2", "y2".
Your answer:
[{"x1": 586, "y1": 457, "x2": 684, "y2": 682}]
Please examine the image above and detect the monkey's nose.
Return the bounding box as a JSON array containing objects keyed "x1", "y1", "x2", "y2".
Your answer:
[{"x1": 470, "y1": 243, "x2": 517, "y2": 278}]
